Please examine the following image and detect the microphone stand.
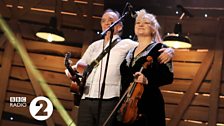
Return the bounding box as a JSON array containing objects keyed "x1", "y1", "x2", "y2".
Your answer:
[{"x1": 96, "y1": 11, "x2": 130, "y2": 126}]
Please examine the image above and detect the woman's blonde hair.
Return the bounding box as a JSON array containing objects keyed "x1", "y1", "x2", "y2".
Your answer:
[{"x1": 136, "y1": 9, "x2": 162, "y2": 43}]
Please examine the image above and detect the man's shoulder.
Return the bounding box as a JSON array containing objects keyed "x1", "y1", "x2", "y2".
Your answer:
[
  {"x1": 120, "y1": 39, "x2": 138, "y2": 45},
  {"x1": 89, "y1": 39, "x2": 103, "y2": 46}
]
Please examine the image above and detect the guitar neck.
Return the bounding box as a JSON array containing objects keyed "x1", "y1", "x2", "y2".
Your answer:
[{"x1": 67, "y1": 65, "x2": 76, "y2": 77}]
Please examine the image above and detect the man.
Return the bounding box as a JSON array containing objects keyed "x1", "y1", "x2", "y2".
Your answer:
[{"x1": 65, "y1": 9, "x2": 173, "y2": 126}]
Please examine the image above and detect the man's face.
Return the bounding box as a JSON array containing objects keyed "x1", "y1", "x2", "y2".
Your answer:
[{"x1": 101, "y1": 12, "x2": 122, "y2": 35}]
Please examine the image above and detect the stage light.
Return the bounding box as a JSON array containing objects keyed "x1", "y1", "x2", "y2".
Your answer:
[
  {"x1": 163, "y1": 5, "x2": 192, "y2": 49},
  {"x1": 163, "y1": 23, "x2": 191, "y2": 49},
  {"x1": 36, "y1": 17, "x2": 65, "y2": 42}
]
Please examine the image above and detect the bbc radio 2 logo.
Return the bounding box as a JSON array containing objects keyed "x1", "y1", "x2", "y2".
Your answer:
[
  {"x1": 29, "y1": 96, "x2": 53, "y2": 121},
  {"x1": 10, "y1": 97, "x2": 27, "y2": 107},
  {"x1": 10, "y1": 96, "x2": 53, "y2": 121}
]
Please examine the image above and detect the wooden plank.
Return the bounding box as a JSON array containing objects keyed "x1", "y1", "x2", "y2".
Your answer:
[
  {"x1": 10, "y1": 66, "x2": 70, "y2": 86},
  {"x1": 168, "y1": 51, "x2": 214, "y2": 126},
  {"x1": 208, "y1": 21, "x2": 223, "y2": 126},
  {"x1": 166, "y1": 104, "x2": 224, "y2": 123},
  {"x1": 2, "y1": 0, "x2": 104, "y2": 16},
  {"x1": 173, "y1": 61, "x2": 213, "y2": 80},
  {"x1": 163, "y1": 92, "x2": 224, "y2": 107},
  {"x1": 159, "y1": 16, "x2": 219, "y2": 36},
  {"x1": 189, "y1": 35, "x2": 216, "y2": 49},
  {"x1": 178, "y1": 121, "x2": 207, "y2": 126},
  {"x1": 0, "y1": 0, "x2": 11, "y2": 17},
  {"x1": 3, "y1": 102, "x2": 39, "y2": 123},
  {"x1": 0, "y1": 42, "x2": 14, "y2": 121},
  {"x1": 15, "y1": 34, "x2": 55, "y2": 126},
  {"x1": 19, "y1": 23, "x2": 37, "y2": 41},
  {"x1": 161, "y1": 80, "x2": 210, "y2": 93},
  {"x1": 4, "y1": 102, "x2": 74, "y2": 126},
  {"x1": 62, "y1": 0, "x2": 104, "y2": 16},
  {"x1": 52, "y1": 110, "x2": 76, "y2": 126},
  {"x1": 81, "y1": 0, "x2": 95, "y2": 55},
  {"x1": 181, "y1": 0, "x2": 224, "y2": 8},
  {"x1": 8, "y1": 80, "x2": 34, "y2": 95},
  {"x1": 0, "y1": 51, "x2": 3, "y2": 64},
  {"x1": 0, "y1": 35, "x2": 7, "y2": 48},
  {"x1": 13, "y1": 53, "x2": 79, "y2": 72},
  {"x1": 173, "y1": 62, "x2": 201, "y2": 79},
  {"x1": 10, "y1": 66, "x2": 29, "y2": 80},
  {"x1": 52, "y1": 110, "x2": 75, "y2": 126},
  {"x1": 24, "y1": 39, "x2": 82, "y2": 58},
  {"x1": 7, "y1": 79, "x2": 73, "y2": 101},
  {"x1": 5, "y1": 92, "x2": 73, "y2": 110},
  {"x1": 173, "y1": 50, "x2": 207, "y2": 62},
  {"x1": 0, "y1": 6, "x2": 101, "y2": 30},
  {"x1": 19, "y1": 22, "x2": 87, "y2": 46},
  {"x1": 1, "y1": 120, "x2": 42, "y2": 126}
]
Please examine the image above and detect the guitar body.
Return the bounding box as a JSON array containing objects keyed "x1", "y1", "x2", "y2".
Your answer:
[{"x1": 64, "y1": 53, "x2": 87, "y2": 106}]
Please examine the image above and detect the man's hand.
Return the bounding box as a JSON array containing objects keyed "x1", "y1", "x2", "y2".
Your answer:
[
  {"x1": 158, "y1": 48, "x2": 174, "y2": 64},
  {"x1": 65, "y1": 65, "x2": 76, "y2": 78}
]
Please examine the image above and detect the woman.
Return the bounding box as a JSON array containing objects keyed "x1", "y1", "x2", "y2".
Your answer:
[{"x1": 119, "y1": 9, "x2": 174, "y2": 126}]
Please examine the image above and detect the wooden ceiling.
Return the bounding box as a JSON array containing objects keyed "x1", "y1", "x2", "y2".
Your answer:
[
  {"x1": 105, "y1": 0, "x2": 224, "y2": 17},
  {"x1": 0, "y1": 0, "x2": 224, "y2": 49},
  {"x1": 0, "y1": 0, "x2": 104, "y2": 47}
]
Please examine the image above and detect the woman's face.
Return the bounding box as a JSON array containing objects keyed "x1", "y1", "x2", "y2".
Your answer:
[
  {"x1": 134, "y1": 15, "x2": 154, "y2": 37},
  {"x1": 101, "y1": 12, "x2": 122, "y2": 34}
]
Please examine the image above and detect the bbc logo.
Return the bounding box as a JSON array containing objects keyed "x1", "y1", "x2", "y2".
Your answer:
[{"x1": 10, "y1": 97, "x2": 26, "y2": 102}]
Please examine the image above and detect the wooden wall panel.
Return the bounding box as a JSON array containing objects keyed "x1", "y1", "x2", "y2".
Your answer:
[
  {"x1": 0, "y1": 51, "x2": 2, "y2": 65},
  {"x1": 172, "y1": 50, "x2": 207, "y2": 62},
  {"x1": 158, "y1": 17, "x2": 224, "y2": 49},
  {"x1": 1, "y1": 0, "x2": 224, "y2": 125},
  {"x1": 4, "y1": 102, "x2": 74, "y2": 126},
  {"x1": 0, "y1": 38, "x2": 79, "y2": 125},
  {"x1": 5, "y1": 92, "x2": 73, "y2": 110},
  {"x1": 163, "y1": 49, "x2": 224, "y2": 125},
  {"x1": 0, "y1": 1, "x2": 102, "y2": 30},
  {"x1": 173, "y1": 62, "x2": 201, "y2": 79},
  {"x1": 24, "y1": 40, "x2": 82, "y2": 58},
  {"x1": 12, "y1": 53, "x2": 78, "y2": 73},
  {"x1": 162, "y1": 81, "x2": 224, "y2": 95},
  {"x1": 163, "y1": 92, "x2": 224, "y2": 107},
  {"x1": 166, "y1": 104, "x2": 224, "y2": 123},
  {"x1": 1, "y1": 120, "x2": 42, "y2": 126}
]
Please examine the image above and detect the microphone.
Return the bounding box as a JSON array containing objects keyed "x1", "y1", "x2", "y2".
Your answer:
[{"x1": 127, "y1": 2, "x2": 137, "y2": 18}]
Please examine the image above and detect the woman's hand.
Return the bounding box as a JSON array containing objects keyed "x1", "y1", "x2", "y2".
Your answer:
[{"x1": 134, "y1": 72, "x2": 148, "y2": 85}]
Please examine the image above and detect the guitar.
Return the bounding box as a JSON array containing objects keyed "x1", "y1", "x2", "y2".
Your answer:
[{"x1": 64, "y1": 52, "x2": 86, "y2": 105}]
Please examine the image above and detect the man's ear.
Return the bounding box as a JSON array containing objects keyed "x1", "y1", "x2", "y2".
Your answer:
[{"x1": 117, "y1": 24, "x2": 123, "y2": 33}]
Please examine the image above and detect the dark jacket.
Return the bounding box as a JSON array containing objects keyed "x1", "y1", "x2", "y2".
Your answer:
[{"x1": 120, "y1": 42, "x2": 173, "y2": 126}]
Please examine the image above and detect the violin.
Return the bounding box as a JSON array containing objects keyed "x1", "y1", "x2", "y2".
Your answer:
[{"x1": 117, "y1": 56, "x2": 153, "y2": 124}]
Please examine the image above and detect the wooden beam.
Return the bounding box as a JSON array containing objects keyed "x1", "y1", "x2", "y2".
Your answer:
[
  {"x1": 208, "y1": 20, "x2": 223, "y2": 126},
  {"x1": 16, "y1": 34, "x2": 55, "y2": 126},
  {"x1": 81, "y1": 0, "x2": 97, "y2": 55},
  {"x1": 0, "y1": 42, "x2": 14, "y2": 122},
  {"x1": 168, "y1": 50, "x2": 214, "y2": 126},
  {"x1": 18, "y1": 0, "x2": 42, "y2": 20},
  {"x1": 55, "y1": 0, "x2": 62, "y2": 30},
  {"x1": 0, "y1": 35, "x2": 7, "y2": 47}
]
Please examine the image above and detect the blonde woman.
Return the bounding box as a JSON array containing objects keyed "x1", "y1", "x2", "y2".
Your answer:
[{"x1": 120, "y1": 9, "x2": 173, "y2": 126}]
